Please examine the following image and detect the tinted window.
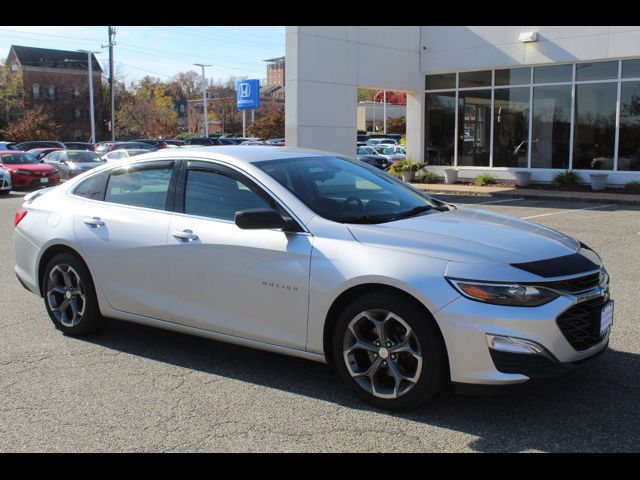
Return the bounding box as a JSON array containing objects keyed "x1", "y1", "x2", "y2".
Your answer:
[
  {"x1": 425, "y1": 73, "x2": 456, "y2": 90},
  {"x1": 534, "y1": 65, "x2": 572, "y2": 84},
  {"x1": 495, "y1": 67, "x2": 531, "y2": 86},
  {"x1": 184, "y1": 169, "x2": 271, "y2": 221},
  {"x1": 105, "y1": 164, "x2": 174, "y2": 210},
  {"x1": 622, "y1": 59, "x2": 640, "y2": 79},
  {"x1": 257, "y1": 156, "x2": 440, "y2": 224},
  {"x1": 576, "y1": 61, "x2": 617, "y2": 81},
  {"x1": 459, "y1": 70, "x2": 491, "y2": 88},
  {"x1": 619, "y1": 80, "x2": 640, "y2": 171},
  {"x1": 74, "y1": 171, "x2": 109, "y2": 200},
  {"x1": 425, "y1": 91, "x2": 456, "y2": 166},
  {"x1": 531, "y1": 85, "x2": 572, "y2": 169}
]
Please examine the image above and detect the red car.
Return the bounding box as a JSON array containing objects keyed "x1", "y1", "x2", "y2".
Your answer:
[{"x1": 0, "y1": 151, "x2": 60, "y2": 189}]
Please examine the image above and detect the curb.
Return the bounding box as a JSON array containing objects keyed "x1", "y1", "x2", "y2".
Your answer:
[{"x1": 411, "y1": 185, "x2": 640, "y2": 206}]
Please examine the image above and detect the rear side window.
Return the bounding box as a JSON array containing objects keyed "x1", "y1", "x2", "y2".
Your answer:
[
  {"x1": 74, "y1": 171, "x2": 109, "y2": 200},
  {"x1": 105, "y1": 164, "x2": 174, "y2": 210},
  {"x1": 184, "y1": 169, "x2": 271, "y2": 221}
]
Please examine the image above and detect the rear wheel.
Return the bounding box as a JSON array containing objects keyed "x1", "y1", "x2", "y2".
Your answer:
[
  {"x1": 43, "y1": 253, "x2": 104, "y2": 336},
  {"x1": 333, "y1": 292, "x2": 448, "y2": 410}
]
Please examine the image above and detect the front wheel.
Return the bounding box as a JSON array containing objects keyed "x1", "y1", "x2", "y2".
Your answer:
[
  {"x1": 43, "y1": 253, "x2": 104, "y2": 336},
  {"x1": 332, "y1": 292, "x2": 448, "y2": 410}
]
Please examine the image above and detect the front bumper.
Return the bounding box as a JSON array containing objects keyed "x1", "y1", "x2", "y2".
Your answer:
[
  {"x1": 11, "y1": 174, "x2": 60, "y2": 189},
  {"x1": 435, "y1": 287, "x2": 611, "y2": 385}
]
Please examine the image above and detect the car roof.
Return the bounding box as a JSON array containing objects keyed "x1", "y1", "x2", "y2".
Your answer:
[{"x1": 125, "y1": 145, "x2": 339, "y2": 164}]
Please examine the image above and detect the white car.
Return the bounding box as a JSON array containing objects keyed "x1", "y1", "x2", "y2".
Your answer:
[
  {"x1": 102, "y1": 148, "x2": 152, "y2": 162},
  {"x1": 0, "y1": 167, "x2": 12, "y2": 194},
  {"x1": 13, "y1": 147, "x2": 613, "y2": 409},
  {"x1": 365, "y1": 138, "x2": 399, "y2": 146}
]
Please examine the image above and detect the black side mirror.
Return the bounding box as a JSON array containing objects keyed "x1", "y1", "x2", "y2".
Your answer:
[{"x1": 235, "y1": 208, "x2": 299, "y2": 231}]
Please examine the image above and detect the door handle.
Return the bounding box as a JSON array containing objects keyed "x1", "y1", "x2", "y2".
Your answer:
[
  {"x1": 83, "y1": 217, "x2": 105, "y2": 227},
  {"x1": 172, "y1": 229, "x2": 199, "y2": 241}
]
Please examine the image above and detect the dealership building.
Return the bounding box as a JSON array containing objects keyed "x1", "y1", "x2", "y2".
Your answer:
[{"x1": 285, "y1": 26, "x2": 640, "y2": 184}]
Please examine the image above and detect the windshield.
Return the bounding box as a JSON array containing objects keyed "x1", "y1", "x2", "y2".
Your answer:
[
  {"x1": 0, "y1": 152, "x2": 40, "y2": 165},
  {"x1": 67, "y1": 151, "x2": 103, "y2": 163},
  {"x1": 256, "y1": 156, "x2": 444, "y2": 224},
  {"x1": 357, "y1": 147, "x2": 376, "y2": 155}
]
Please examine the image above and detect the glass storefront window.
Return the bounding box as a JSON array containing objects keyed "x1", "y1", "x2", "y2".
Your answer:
[
  {"x1": 425, "y1": 92, "x2": 456, "y2": 166},
  {"x1": 573, "y1": 82, "x2": 617, "y2": 170},
  {"x1": 425, "y1": 73, "x2": 456, "y2": 90},
  {"x1": 576, "y1": 61, "x2": 618, "y2": 82},
  {"x1": 531, "y1": 85, "x2": 572, "y2": 169},
  {"x1": 495, "y1": 67, "x2": 530, "y2": 86},
  {"x1": 459, "y1": 70, "x2": 491, "y2": 88},
  {"x1": 493, "y1": 87, "x2": 530, "y2": 168},
  {"x1": 618, "y1": 81, "x2": 640, "y2": 171},
  {"x1": 622, "y1": 59, "x2": 640, "y2": 79},
  {"x1": 457, "y1": 90, "x2": 491, "y2": 166},
  {"x1": 534, "y1": 64, "x2": 572, "y2": 84}
]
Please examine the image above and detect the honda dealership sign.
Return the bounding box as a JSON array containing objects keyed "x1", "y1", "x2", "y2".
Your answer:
[{"x1": 236, "y1": 79, "x2": 260, "y2": 110}]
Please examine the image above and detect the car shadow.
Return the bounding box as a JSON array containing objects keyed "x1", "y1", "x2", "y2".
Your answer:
[{"x1": 80, "y1": 318, "x2": 640, "y2": 452}]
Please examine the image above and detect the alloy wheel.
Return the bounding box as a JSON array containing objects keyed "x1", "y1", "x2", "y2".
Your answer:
[{"x1": 46, "y1": 264, "x2": 86, "y2": 327}]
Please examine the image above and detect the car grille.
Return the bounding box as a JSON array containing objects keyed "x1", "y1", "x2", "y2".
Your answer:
[
  {"x1": 540, "y1": 272, "x2": 601, "y2": 294},
  {"x1": 557, "y1": 295, "x2": 608, "y2": 351}
]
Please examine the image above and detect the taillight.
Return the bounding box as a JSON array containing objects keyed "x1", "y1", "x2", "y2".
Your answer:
[
  {"x1": 14, "y1": 209, "x2": 27, "y2": 227},
  {"x1": 158, "y1": 142, "x2": 168, "y2": 149}
]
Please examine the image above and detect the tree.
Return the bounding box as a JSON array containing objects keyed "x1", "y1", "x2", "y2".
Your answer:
[
  {"x1": 386, "y1": 116, "x2": 406, "y2": 134},
  {"x1": 0, "y1": 63, "x2": 24, "y2": 129},
  {"x1": 115, "y1": 77, "x2": 179, "y2": 138},
  {"x1": 248, "y1": 109, "x2": 284, "y2": 139},
  {"x1": 3, "y1": 105, "x2": 58, "y2": 141},
  {"x1": 166, "y1": 70, "x2": 200, "y2": 101}
]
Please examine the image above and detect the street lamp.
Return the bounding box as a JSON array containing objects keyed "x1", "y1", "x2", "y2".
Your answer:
[
  {"x1": 78, "y1": 50, "x2": 100, "y2": 143},
  {"x1": 194, "y1": 63, "x2": 212, "y2": 136}
]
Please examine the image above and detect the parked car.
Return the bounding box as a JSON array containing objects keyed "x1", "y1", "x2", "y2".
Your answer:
[
  {"x1": 0, "y1": 166, "x2": 12, "y2": 194},
  {"x1": 13, "y1": 146, "x2": 613, "y2": 409},
  {"x1": 0, "y1": 141, "x2": 19, "y2": 150},
  {"x1": 14, "y1": 140, "x2": 66, "y2": 151},
  {"x1": 28, "y1": 147, "x2": 64, "y2": 161},
  {"x1": 373, "y1": 145, "x2": 406, "y2": 164},
  {"x1": 164, "y1": 140, "x2": 187, "y2": 147},
  {"x1": 102, "y1": 149, "x2": 152, "y2": 162},
  {"x1": 356, "y1": 146, "x2": 390, "y2": 170},
  {"x1": 133, "y1": 139, "x2": 169, "y2": 150},
  {"x1": 265, "y1": 138, "x2": 285, "y2": 146},
  {"x1": 0, "y1": 151, "x2": 60, "y2": 189},
  {"x1": 63, "y1": 142, "x2": 95, "y2": 151},
  {"x1": 41, "y1": 150, "x2": 105, "y2": 180},
  {"x1": 365, "y1": 138, "x2": 399, "y2": 146},
  {"x1": 185, "y1": 137, "x2": 235, "y2": 146},
  {"x1": 95, "y1": 141, "x2": 156, "y2": 155}
]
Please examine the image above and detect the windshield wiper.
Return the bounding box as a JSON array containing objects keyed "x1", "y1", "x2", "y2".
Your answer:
[{"x1": 389, "y1": 205, "x2": 433, "y2": 221}]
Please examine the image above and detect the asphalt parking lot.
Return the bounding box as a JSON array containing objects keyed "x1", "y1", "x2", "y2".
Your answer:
[{"x1": 1, "y1": 190, "x2": 639, "y2": 452}]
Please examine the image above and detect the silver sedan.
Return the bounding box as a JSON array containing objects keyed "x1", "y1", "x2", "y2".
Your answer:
[{"x1": 13, "y1": 146, "x2": 613, "y2": 409}]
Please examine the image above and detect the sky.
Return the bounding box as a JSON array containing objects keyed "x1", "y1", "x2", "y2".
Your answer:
[{"x1": 0, "y1": 26, "x2": 285, "y2": 84}]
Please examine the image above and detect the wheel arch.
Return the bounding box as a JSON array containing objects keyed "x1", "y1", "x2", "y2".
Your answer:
[
  {"x1": 37, "y1": 243, "x2": 91, "y2": 297},
  {"x1": 322, "y1": 283, "x2": 449, "y2": 377}
]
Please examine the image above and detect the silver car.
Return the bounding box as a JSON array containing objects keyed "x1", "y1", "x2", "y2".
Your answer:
[{"x1": 13, "y1": 147, "x2": 613, "y2": 409}]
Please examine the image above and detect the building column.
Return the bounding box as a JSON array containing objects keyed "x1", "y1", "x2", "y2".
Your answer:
[{"x1": 405, "y1": 90, "x2": 425, "y2": 162}]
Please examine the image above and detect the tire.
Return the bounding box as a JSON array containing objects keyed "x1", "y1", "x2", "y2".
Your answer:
[
  {"x1": 42, "y1": 252, "x2": 104, "y2": 336},
  {"x1": 332, "y1": 292, "x2": 448, "y2": 410}
]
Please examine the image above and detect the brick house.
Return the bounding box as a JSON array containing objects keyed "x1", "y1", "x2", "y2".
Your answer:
[{"x1": 6, "y1": 45, "x2": 105, "y2": 141}]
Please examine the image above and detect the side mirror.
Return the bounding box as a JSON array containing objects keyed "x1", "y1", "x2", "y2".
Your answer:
[{"x1": 235, "y1": 208, "x2": 299, "y2": 231}]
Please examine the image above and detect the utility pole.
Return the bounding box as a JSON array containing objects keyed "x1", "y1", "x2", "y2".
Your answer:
[
  {"x1": 103, "y1": 26, "x2": 116, "y2": 141},
  {"x1": 78, "y1": 50, "x2": 100, "y2": 143},
  {"x1": 194, "y1": 64, "x2": 211, "y2": 136}
]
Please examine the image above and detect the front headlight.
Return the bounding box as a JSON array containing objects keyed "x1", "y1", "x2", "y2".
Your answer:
[{"x1": 447, "y1": 278, "x2": 560, "y2": 307}]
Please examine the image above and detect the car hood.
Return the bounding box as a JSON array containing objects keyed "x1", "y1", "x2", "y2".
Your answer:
[
  {"x1": 346, "y1": 206, "x2": 579, "y2": 264},
  {"x1": 3, "y1": 163, "x2": 56, "y2": 173}
]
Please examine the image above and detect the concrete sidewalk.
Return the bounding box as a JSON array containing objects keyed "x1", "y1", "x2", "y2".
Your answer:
[{"x1": 410, "y1": 183, "x2": 640, "y2": 205}]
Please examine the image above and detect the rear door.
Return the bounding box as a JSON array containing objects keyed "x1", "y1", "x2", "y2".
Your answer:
[{"x1": 72, "y1": 160, "x2": 179, "y2": 320}]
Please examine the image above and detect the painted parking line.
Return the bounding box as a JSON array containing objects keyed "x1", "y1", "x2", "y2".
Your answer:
[
  {"x1": 464, "y1": 197, "x2": 526, "y2": 205},
  {"x1": 520, "y1": 204, "x2": 615, "y2": 220}
]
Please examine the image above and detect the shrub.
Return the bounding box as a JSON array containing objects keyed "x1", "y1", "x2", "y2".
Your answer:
[
  {"x1": 553, "y1": 170, "x2": 581, "y2": 186},
  {"x1": 393, "y1": 159, "x2": 423, "y2": 173},
  {"x1": 624, "y1": 180, "x2": 640, "y2": 194},
  {"x1": 473, "y1": 173, "x2": 497, "y2": 186},
  {"x1": 418, "y1": 171, "x2": 442, "y2": 184},
  {"x1": 174, "y1": 132, "x2": 198, "y2": 141}
]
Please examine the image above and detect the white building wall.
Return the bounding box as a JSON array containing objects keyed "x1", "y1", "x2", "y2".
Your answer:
[{"x1": 286, "y1": 26, "x2": 423, "y2": 159}]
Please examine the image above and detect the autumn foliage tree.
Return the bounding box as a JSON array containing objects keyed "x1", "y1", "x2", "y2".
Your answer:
[
  {"x1": 386, "y1": 116, "x2": 406, "y2": 134},
  {"x1": 3, "y1": 106, "x2": 58, "y2": 142},
  {"x1": 247, "y1": 109, "x2": 284, "y2": 139}
]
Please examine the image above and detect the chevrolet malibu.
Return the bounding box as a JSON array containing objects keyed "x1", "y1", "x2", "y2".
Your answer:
[{"x1": 13, "y1": 147, "x2": 613, "y2": 409}]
